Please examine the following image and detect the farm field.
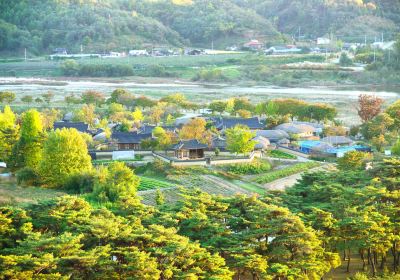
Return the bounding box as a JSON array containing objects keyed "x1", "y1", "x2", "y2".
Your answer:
[
  {"x1": 0, "y1": 180, "x2": 66, "y2": 207},
  {"x1": 138, "y1": 176, "x2": 175, "y2": 191}
]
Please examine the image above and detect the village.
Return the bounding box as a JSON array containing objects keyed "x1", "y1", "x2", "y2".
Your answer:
[{"x1": 48, "y1": 36, "x2": 397, "y2": 60}]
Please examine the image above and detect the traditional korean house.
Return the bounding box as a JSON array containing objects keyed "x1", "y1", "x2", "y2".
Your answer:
[{"x1": 171, "y1": 139, "x2": 208, "y2": 159}]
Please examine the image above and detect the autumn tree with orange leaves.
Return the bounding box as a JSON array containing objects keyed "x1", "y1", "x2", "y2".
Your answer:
[{"x1": 356, "y1": 94, "x2": 384, "y2": 123}]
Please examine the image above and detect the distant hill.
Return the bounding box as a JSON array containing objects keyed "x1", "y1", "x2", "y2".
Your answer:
[{"x1": 0, "y1": 0, "x2": 399, "y2": 55}]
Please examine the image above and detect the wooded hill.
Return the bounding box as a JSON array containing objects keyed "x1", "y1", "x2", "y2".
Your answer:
[{"x1": 0, "y1": 0, "x2": 399, "y2": 55}]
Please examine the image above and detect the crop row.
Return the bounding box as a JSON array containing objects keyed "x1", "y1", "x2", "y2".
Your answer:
[{"x1": 253, "y1": 162, "x2": 321, "y2": 184}]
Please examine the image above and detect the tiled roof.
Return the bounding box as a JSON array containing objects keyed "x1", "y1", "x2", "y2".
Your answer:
[
  {"x1": 53, "y1": 122, "x2": 89, "y2": 133},
  {"x1": 171, "y1": 139, "x2": 208, "y2": 150},
  {"x1": 214, "y1": 117, "x2": 264, "y2": 130},
  {"x1": 256, "y1": 130, "x2": 290, "y2": 142},
  {"x1": 274, "y1": 123, "x2": 316, "y2": 134},
  {"x1": 111, "y1": 132, "x2": 152, "y2": 144}
]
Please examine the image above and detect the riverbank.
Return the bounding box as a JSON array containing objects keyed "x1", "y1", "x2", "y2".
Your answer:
[{"x1": 0, "y1": 76, "x2": 399, "y2": 125}]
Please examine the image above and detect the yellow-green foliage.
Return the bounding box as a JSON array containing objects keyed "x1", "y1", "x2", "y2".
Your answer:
[{"x1": 39, "y1": 128, "x2": 92, "y2": 187}]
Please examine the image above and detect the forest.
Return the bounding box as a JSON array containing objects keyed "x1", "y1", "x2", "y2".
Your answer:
[{"x1": 0, "y1": 0, "x2": 399, "y2": 55}]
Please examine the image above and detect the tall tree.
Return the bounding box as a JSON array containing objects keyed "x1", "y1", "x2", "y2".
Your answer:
[
  {"x1": 0, "y1": 105, "x2": 18, "y2": 162},
  {"x1": 225, "y1": 125, "x2": 256, "y2": 155},
  {"x1": 357, "y1": 94, "x2": 384, "y2": 123},
  {"x1": 39, "y1": 128, "x2": 92, "y2": 187},
  {"x1": 9, "y1": 109, "x2": 43, "y2": 170}
]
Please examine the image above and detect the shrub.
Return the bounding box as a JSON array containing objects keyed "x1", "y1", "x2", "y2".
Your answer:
[
  {"x1": 193, "y1": 68, "x2": 227, "y2": 82},
  {"x1": 16, "y1": 167, "x2": 40, "y2": 186},
  {"x1": 391, "y1": 139, "x2": 400, "y2": 156},
  {"x1": 227, "y1": 160, "x2": 271, "y2": 175},
  {"x1": 339, "y1": 52, "x2": 353, "y2": 66},
  {"x1": 62, "y1": 172, "x2": 96, "y2": 194},
  {"x1": 337, "y1": 151, "x2": 373, "y2": 170}
]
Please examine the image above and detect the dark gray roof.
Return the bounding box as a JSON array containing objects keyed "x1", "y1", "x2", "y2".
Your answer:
[
  {"x1": 211, "y1": 136, "x2": 227, "y2": 149},
  {"x1": 256, "y1": 130, "x2": 289, "y2": 142},
  {"x1": 54, "y1": 122, "x2": 89, "y2": 133},
  {"x1": 111, "y1": 132, "x2": 152, "y2": 144},
  {"x1": 275, "y1": 123, "x2": 316, "y2": 134},
  {"x1": 138, "y1": 124, "x2": 181, "y2": 134},
  {"x1": 214, "y1": 117, "x2": 264, "y2": 130},
  {"x1": 172, "y1": 139, "x2": 208, "y2": 150}
]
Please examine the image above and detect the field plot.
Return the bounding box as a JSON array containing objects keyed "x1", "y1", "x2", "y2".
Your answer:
[
  {"x1": 138, "y1": 176, "x2": 175, "y2": 191},
  {"x1": 0, "y1": 180, "x2": 66, "y2": 206}
]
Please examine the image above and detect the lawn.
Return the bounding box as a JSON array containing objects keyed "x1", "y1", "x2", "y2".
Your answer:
[
  {"x1": 0, "y1": 179, "x2": 66, "y2": 207},
  {"x1": 92, "y1": 157, "x2": 143, "y2": 166},
  {"x1": 231, "y1": 180, "x2": 266, "y2": 195}
]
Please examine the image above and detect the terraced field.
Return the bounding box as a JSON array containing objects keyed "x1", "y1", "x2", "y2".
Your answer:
[{"x1": 138, "y1": 176, "x2": 175, "y2": 191}]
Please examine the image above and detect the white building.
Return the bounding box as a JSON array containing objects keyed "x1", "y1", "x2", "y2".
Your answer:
[
  {"x1": 129, "y1": 50, "x2": 149, "y2": 56},
  {"x1": 317, "y1": 37, "x2": 331, "y2": 45}
]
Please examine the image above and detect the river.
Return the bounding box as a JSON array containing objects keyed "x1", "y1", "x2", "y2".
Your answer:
[{"x1": 0, "y1": 77, "x2": 399, "y2": 125}]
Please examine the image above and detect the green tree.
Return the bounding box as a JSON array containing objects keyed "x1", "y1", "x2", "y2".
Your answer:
[
  {"x1": 93, "y1": 162, "x2": 140, "y2": 203},
  {"x1": 39, "y1": 128, "x2": 92, "y2": 188},
  {"x1": 339, "y1": 52, "x2": 353, "y2": 66},
  {"x1": 225, "y1": 125, "x2": 256, "y2": 155},
  {"x1": 392, "y1": 138, "x2": 400, "y2": 156},
  {"x1": 81, "y1": 90, "x2": 105, "y2": 106},
  {"x1": 0, "y1": 105, "x2": 18, "y2": 162},
  {"x1": 386, "y1": 100, "x2": 400, "y2": 131},
  {"x1": 61, "y1": 59, "x2": 79, "y2": 76},
  {"x1": 208, "y1": 100, "x2": 227, "y2": 114},
  {"x1": 20, "y1": 95, "x2": 33, "y2": 105},
  {"x1": 337, "y1": 151, "x2": 373, "y2": 171},
  {"x1": 9, "y1": 109, "x2": 43, "y2": 170},
  {"x1": 0, "y1": 91, "x2": 16, "y2": 104}
]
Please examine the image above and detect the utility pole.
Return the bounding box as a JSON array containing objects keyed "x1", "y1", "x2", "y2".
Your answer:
[
  {"x1": 373, "y1": 46, "x2": 376, "y2": 63},
  {"x1": 298, "y1": 26, "x2": 301, "y2": 41}
]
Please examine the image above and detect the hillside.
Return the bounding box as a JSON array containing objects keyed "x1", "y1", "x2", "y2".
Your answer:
[{"x1": 0, "y1": 0, "x2": 399, "y2": 55}]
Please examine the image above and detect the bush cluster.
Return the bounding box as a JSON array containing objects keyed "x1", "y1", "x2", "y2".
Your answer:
[{"x1": 227, "y1": 160, "x2": 271, "y2": 175}]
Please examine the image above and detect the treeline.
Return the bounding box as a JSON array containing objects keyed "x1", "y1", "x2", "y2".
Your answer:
[
  {"x1": 274, "y1": 158, "x2": 400, "y2": 277},
  {"x1": 1, "y1": 0, "x2": 400, "y2": 55}
]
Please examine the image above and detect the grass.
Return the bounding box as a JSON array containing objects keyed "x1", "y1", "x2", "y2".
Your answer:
[
  {"x1": 267, "y1": 150, "x2": 297, "y2": 159},
  {"x1": 92, "y1": 157, "x2": 143, "y2": 166},
  {"x1": 231, "y1": 180, "x2": 266, "y2": 195},
  {"x1": 138, "y1": 176, "x2": 175, "y2": 191},
  {"x1": 253, "y1": 161, "x2": 321, "y2": 184},
  {"x1": 0, "y1": 179, "x2": 66, "y2": 207}
]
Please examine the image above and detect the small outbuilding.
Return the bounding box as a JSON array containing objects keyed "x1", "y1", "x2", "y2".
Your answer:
[
  {"x1": 253, "y1": 136, "x2": 270, "y2": 150},
  {"x1": 256, "y1": 130, "x2": 290, "y2": 143},
  {"x1": 274, "y1": 123, "x2": 316, "y2": 138},
  {"x1": 172, "y1": 139, "x2": 208, "y2": 159},
  {"x1": 54, "y1": 122, "x2": 90, "y2": 134}
]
